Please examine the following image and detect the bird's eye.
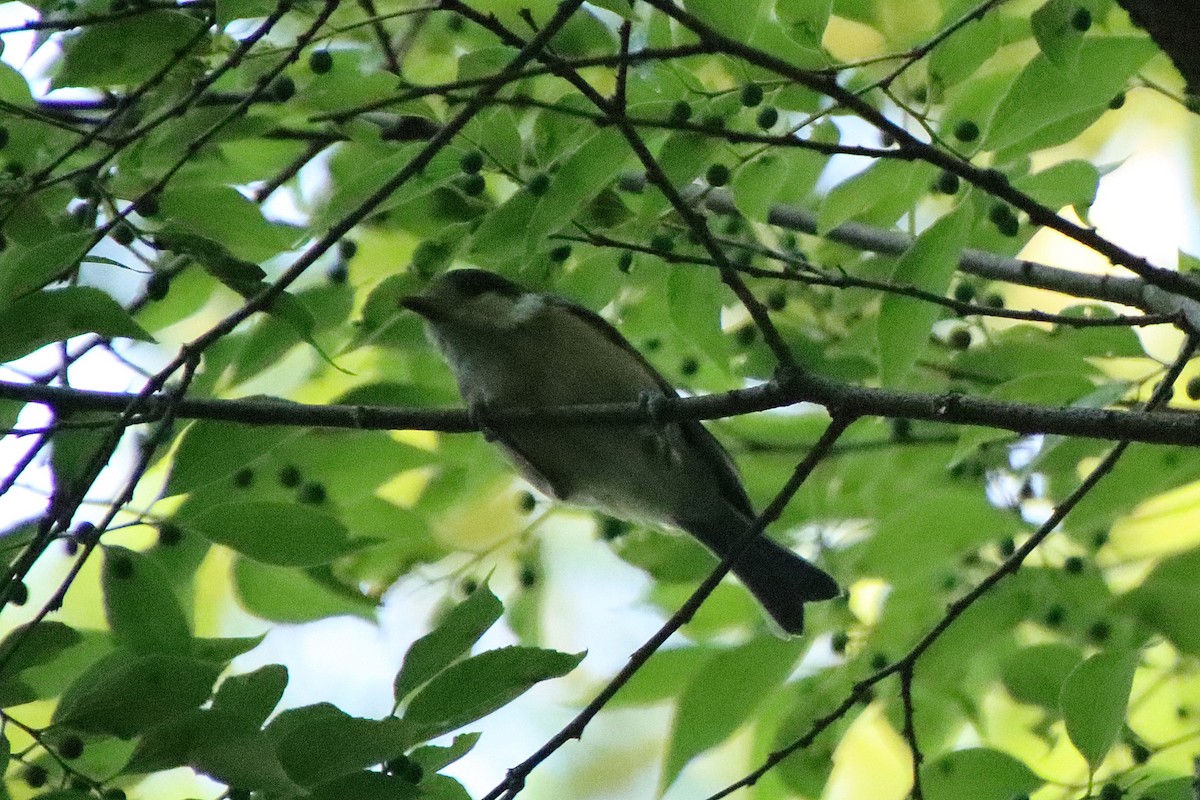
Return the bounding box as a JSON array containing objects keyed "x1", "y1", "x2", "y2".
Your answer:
[{"x1": 444, "y1": 269, "x2": 522, "y2": 299}]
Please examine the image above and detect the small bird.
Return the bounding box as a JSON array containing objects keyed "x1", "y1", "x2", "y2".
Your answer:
[{"x1": 400, "y1": 269, "x2": 838, "y2": 634}]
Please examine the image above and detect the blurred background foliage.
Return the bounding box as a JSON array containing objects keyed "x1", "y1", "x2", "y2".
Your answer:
[{"x1": 1, "y1": 0, "x2": 1199, "y2": 798}]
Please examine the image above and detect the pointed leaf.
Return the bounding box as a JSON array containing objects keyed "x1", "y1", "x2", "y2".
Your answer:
[
  {"x1": 404, "y1": 647, "x2": 583, "y2": 742},
  {"x1": 394, "y1": 584, "x2": 503, "y2": 703}
]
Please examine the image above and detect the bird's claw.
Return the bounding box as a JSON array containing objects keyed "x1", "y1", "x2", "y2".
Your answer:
[{"x1": 468, "y1": 400, "x2": 501, "y2": 442}]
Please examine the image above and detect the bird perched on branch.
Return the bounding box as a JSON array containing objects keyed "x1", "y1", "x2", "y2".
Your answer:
[{"x1": 401, "y1": 268, "x2": 838, "y2": 634}]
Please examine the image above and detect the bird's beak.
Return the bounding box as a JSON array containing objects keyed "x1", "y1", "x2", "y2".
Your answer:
[{"x1": 399, "y1": 295, "x2": 448, "y2": 321}]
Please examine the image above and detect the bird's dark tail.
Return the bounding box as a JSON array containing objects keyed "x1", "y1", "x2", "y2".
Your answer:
[{"x1": 682, "y1": 511, "x2": 839, "y2": 635}]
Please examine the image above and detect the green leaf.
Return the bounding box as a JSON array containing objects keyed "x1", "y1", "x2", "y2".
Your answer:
[
  {"x1": 985, "y1": 37, "x2": 1157, "y2": 152},
  {"x1": 922, "y1": 748, "x2": 1043, "y2": 800},
  {"x1": 408, "y1": 732, "x2": 481, "y2": 774},
  {"x1": 103, "y1": 546, "x2": 192, "y2": 655},
  {"x1": 683, "y1": 0, "x2": 763, "y2": 40},
  {"x1": 877, "y1": 205, "x2": 971, "y2": 386},
  {"x1": 159, "y1": 184, "x2": 298, "y2": 262},
  {"x1": 1122, "y1": 547, "x2": 1200, "y2": 654},
  {"x1": 662, "y1": 636, "x2": 801, "y2": 791},
  {"x1": 1031, "y1": 0, "x2": 1085, "y2": 71},
  {"x1": 526, "y1": 128, "x2": 630, "y2": 247},
  {"x1": 1013, "y1": 159, "x2": 1099, "y2": 216},
  {"x1": 211, "y1": 664, "x2": 288, "y2": 728},
  {"x1": 641, "y1": 132, "x2": 720, "y2": 216},
  {"x1": 817, "y1": 160, "x2": 930, "y2": 234},
  {"x1": 668, "y1": 267, "x2": 728, "y2": 369},
  {"x1": 0, "y1": 231, "x2": 93, "y2": 302},
  {"x1": 0, "y1": 622, "x2": 108, "y2": 707},
  {"x1": 929, "y1": 11, "x2": 1004, "y2": 86},
  {"x1": 0, "y1": 287, "x2": 154, "y2": 364},
  {"x1": 53, "y1": 650, "x2": 221, "y2": 737},
  {"x1": 774, "y1": 0, "x2": 831, "y2": 48},
  {"x1": 610, "y1": 645, "x2": 715, "y2": 707},
  {"x1": 167, "y1": 420, "x2": 297, "y2": 495},
  {"x1": 404, "y1": 646, "x2": 584, "y2": 742},
  {"x1": 858, "y1": 488, "x2": 1015, "y2": 583},
  {"x1": 1061, "y1": 650, "x2": 1137, "y2": 769},
  {"x1": 317, "y1": 144, "x2": 461, "y2": 230},
  {"x1": 53, "y1": 11, "x2": 206, "y2": 88},
  {"x1": 394, "y1": 583, "x2": 503, "y2": 703},
  {"x1": 233, "y1": 557, "x2": 377, "y2": 623},
  {"x1": 1001, "y1": 642, "x2": 1082, "y2": 709},
  {"x1": 275, "y1": 710, "x2": 411, "y2": 787},
  {"x1": 185, "y1": 501, "x2": 353, "y2": 566}
]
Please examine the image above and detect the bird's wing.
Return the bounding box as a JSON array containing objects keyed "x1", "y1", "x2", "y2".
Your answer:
[{"x1": 544, "y1": 295, "x2": 756, "y2": 518}]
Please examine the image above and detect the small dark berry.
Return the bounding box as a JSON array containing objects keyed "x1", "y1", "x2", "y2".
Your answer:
[
  {"x1": 830, "y1": 631, "x2": 849, "y2": 654},
  {"x1": 756, "y1": 106, "x2": 779, "y2": 129},
  {"x1": 998, "y1": 537, "x2": 1016, "y2": 557},
  {"x1": 233, "y1": 468, "x2": 254, "y2": 488},
  {"x1": 617, "y1": 250, "x2": 633, "y2": 273},
  {"x1": 766, "y1": 289, "x2": 787, "y2": 311},
  {"x1": 952, "y1": 282, "x2": 976, "y2": 303},
  {"x1": 1044, "y1": 605, "x2": 1066, "y2": 627},
  {"x1": 109, "y1": 554, "x2": 135, "y2": 579},
  {"x1": 459, "y1": 150, "x2": 484, "y2": 174},
  {"x1": 869, "y1": 652, "x2": 889, "y2": 670},
  {"x1": 527, "y1": 173, "x2": 550, "y2": 196},
  {"x1": 134, "y1": 194, "x2": 159, "y2": 217},
  {"x1": 279, "y1": 465, "x2": 302, "y2": 487},
  {"x1": 339, "y1": 239, "x2": 357, "y2": 260},
  {"x1": 933, "y1": 172, "x2": 959, "y2": 194},
  {"x1": 667, "y1": 100, "x2": 692, "y2": 124},
  {"x1": 679, "y1": 357, "x2": 699, "y2": 377},
  {"x1": 1071, "y1": 7, "x2": 1091, "y2": 31},
  {"x1": 649, "y1": 234, "x2": 674, "y2": 253},
  {"x1": 953, "y1": 120, "x2": 980, "y2": 142},
  {"x1": 309, "y1": 49, "x2": 333, "y2": 74},
  {"x1": 1092, "y1": 529, "x2": 1109, "y2": 549},
  {"x1": 458, "y1": 173, "x2": 486, "y2": 196},
  {"x1": 1099, "y1": 783, "x2": 1122, "y2": 800},
  {"x1": 735, "y1": 326, "x2": 756, "y2": 347},
  {"x1": 58, "y1": 735, "x2": 84, "y2": 760},
  {"x1": 23, "y1": 764, "x2": 48, "y2": 788},
  {"x1": 518, "y1": 492, "x2": 537, "y2": 513},
  {"x1": 74, "y1": 521, "x2": 98, "y2": 545},
  {"x1": 948, "y1": 328, "x2": 972, "y2": 349},
  {"x1": 298, "y1": 482, "x2": 327, "y2": 504},
  {"x1": 385, "y1": 755, "x2": 424, "y2": 783},
  {"x1": 158, "y1": 522, "x2": 183, "y2": 547},
  {"x1": 327, "y1": 262, "x2": 349, "y2": 283},
  {"x1": 1063, "y1": 555, "x2": 1085, "y2": 573},
  {"x1": 1108, "y1": 92, "x2": 1126, "y2": 110},
  {"x1": 1185, "y1": 376, "x2": 1200, "y2": 400},
  {"x1": 548, "y1": 244, "x2": 571, "y2": 263},
  {"x1": 112, "y1": 222, "x2": 135, "y2": 245},
  {"x1": 9, "y1": 579, "x2": 28, "y2": 606},
  {"x1": 600, "y1": 518, "x2": 629, "y2": 540},
  {"x1": 1128, "y1": 742, "x2": 1150, "y2": 763},
  {"x1": 643, "y1": 338, "x2": 662, "y2": 352},
  {"x1": 460, "y1": 577, "x2": 479, "y2": 595},
  {"x1": 1088, "y1": 620, "x2": 1111, "y2": 642},
  {"x1": 984, "y1": 292, "x2": 1005, "y2": 308},
  {"x1": 269, "y1": 75, "x2": 295, "y2": 102},
  {"x1": 997, "y1": 214, "x2": 1019, "y2": 237},
  {"x1": 740, "y1": 84, "x2": 764, "y2": 107},
  {"x1": 705, "y1": 163, "x2": 730, "y2": 187},
  {"x1": 519, "y1": 564, "x2": 537, "y2": 587}
]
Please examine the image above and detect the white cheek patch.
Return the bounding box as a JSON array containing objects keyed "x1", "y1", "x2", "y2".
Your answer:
[{"x1": 509, "y1": 293, "x2": 549, "y2": 327}]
